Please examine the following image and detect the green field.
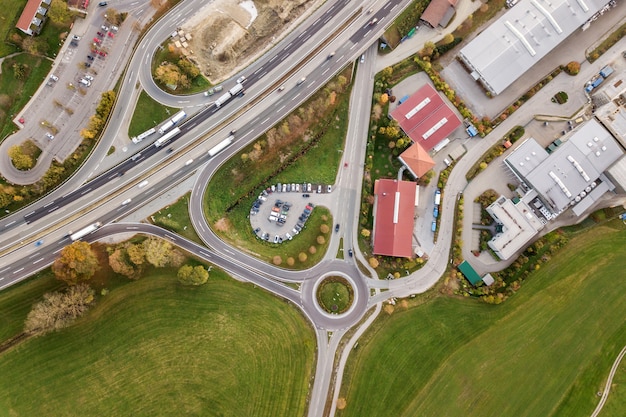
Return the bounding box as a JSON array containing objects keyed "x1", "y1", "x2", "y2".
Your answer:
[
  {"x1": 127, "y1": 90, "x2": 178, "y2": 138},
  {"x1": 0, "y1": 269, "x2": 315, "y2": 416},
  {"x1": 338, "y1": 220, "x2": 626, "y2": 416}
]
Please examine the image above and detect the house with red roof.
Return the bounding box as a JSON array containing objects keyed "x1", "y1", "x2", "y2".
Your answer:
[
  {"x1": 390, "y1": 84, "x2": 461, "y2": 153},
  {"x1": 421, "y1": 0, "x2": 457, "y2": 28},
  {"x1": 398, "y1": 142, "x2": 435, "y2": 178},
  {"x1": 372, "y1": 179, "x2": 418, "y2": 258},
  {"x1": 16, "y1": 0, "x2": 51, "y2": 36}
]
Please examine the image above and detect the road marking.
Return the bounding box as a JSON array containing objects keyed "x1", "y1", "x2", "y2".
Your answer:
[
  {"x1": 48, "y1": 206, "x2": 59, "y2": 213},
  {"x1": 177, "y1": 100, "x2": 189, "y2": 104},
  {"x1": 284, "y1": 52, "x2": 290, "y2": 58},
  {"x1": 200, "y1": 251, "x2": 211, "y2": 258},
  {"x1": 322, "y1": 67, "x2": 330, "y2": 75},
  {"x1": 391, "y1": 4, "x2": 397, "y2": 11},
  {"x1": 259, "y1": 71, "x2": 267, "y2": 77},
  {"x1": 286, "y1": 41, "x2": 293, "y2": 48},
  {"x1": 384, "y1": 3, "x2": 391, "y2": 8},
  {"x1": 224, "y1": 249, "x2": 234, "y2": 255},
  {"x1": 0, "y1": 267, "x2": 9, "y2": 273},
  {"x1": 13, "y1": 267, "x2": 24, "y2": 274},
  {"x1": 241, "y1": 131, "x2": 252, "y2": 139},
  {"x1": 54, "y1": 248, "x2": 62, "y2": 254},
  {"x1": 365, "y1": 29, "x2": 371, "y2": 37},
  {"x1": 253, "y1": 67, "x2": 263, "y2": 75},
  {"x1": 29, "y1": 253, "x2": 40, "y2": 259},
  {"x1": 165, "y1": 234, "x2": 177, "y2": 241},
  {"x1": 269, "y1": 55, "x2": 277, "y2": 63},
  {"x1": 350, "y1": 43, "x2": 356, "y2": 50},
  {"x1": 33, "y1": 258, "x2": 44, "y2": 264},
  {"x1": 278, "y1": 105, "x2": 285, "y2": 112},
  {"x1": 298, "y1": 31, "x2": 306, "y2": 39},
  {"x1": 339, "y1": 55, "x2": 345, "y2": 61},
  {"x1": 43, "y1": 201, "x2": 55, "y2": 208},
  {"x1": 198, "y1": 224, "x2": 205, "y2": 233},
  {"x1": 126, "y1": 226, "x2": 139, "y2": 230},
  {"x1": 323, "y1": 17, "x2": 331, "y2": 24},
  {"x1": 292, "y1": 93, "x2": 300, "y2": 101},
  {"x1": 5, "y1": 220, "x2": 16, "y2": 227},
  {"x1": 80, "y1": 188, "x2": 92, "y2": 195},
  {"x1": 261, "y1": 117, "x2": 270, "y2": 125}
]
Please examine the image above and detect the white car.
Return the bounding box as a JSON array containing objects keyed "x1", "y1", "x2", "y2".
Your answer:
[
  {"x1": 45, "y1": 132, "x2": 54, "y2": 140},
  {"x1": 360, "y1": 54, "x2": 365, "y2": 64},
  {"x1": 285, "y1": 233, "x2": 292, "y2": 240},
  {"x1": 50, "y1": 74, "x2": 59, "y2": 82},
  {"x1": 237, "y1": 75, "x2": 246, "y2": 84},
  {"x1": 84, "y1": 75, "x2": 94, "y2": 81}
]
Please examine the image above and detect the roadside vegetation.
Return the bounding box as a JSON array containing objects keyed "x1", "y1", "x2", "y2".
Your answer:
[
  {"x1": 338, "y1": 218, "x2": 626, "y2": 417},
  {"x1": 587, "y1": 20, "x2": 626, "y2": 63},
  {"x1": 152, "y1": 41, "x2": 209, "y2": 94},
  {"x1": 466, "y1": 126, "x2": 524, "y2": 181},
  {"x1": 381, "y1": 0, "x2": 430, "y2": 49},
  {"x1": 128, "y1": 90, "x2": 179, "y2": 138},
  {"x1": 8, "y1": 139, "x2": 40, "y2": 171},
  {"x1": 204, "y1": 67, "x2": 353, "y2": 268},
  {"x1": 150, "y1": 193, "x2": 202, "y2": 244},
  {"x1": 317, "y1": 276, "x2": 353, "y2": 314},
  {"x1": 0, "y1": 266, "x2": 315, "y2": 416}
]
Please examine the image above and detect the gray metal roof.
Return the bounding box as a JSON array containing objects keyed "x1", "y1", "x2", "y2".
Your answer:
[
  {"x1": 524, "y1": 119, "x2": 623, "y2": 212},
  {"x1": 459, "y1": 0, "x2": 609, "y2": 95}
]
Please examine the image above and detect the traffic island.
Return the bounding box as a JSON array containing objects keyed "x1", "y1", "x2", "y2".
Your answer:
[{"x1": 316, "y1": 276, "x2": 354, "y2": 314}]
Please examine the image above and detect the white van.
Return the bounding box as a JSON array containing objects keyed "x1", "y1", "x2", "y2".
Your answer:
[
  {"x1": 185, "y1": 159, "x2": 194, "y2": 166},
  {"x1": 138, "y1": 180, "x2": 149, "y2": 188},
  {"x1": 121, "y1": 198, "x2": 132, "y2": 205}
]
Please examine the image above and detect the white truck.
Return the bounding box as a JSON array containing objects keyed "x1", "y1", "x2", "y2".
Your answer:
[{"x1": 69, "y1": 222, "x2": 102, "y2": 241}]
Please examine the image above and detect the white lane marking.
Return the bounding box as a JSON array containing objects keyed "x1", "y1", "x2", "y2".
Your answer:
[
  {"x1": 13, "y1": 267, "x2": 24, "y2": 274},
  {"x1": 322, "y1": 67, "x2": 330, "y2": 75},
  {"x1": 33, "y1": 258, "x2": 44, "y2": 264},
  {"x1": 165, "y1": 234, "x2": 177, "y2": 241},
  {"x1": 269, "y1": 55, "x2": 277, "y2": 63},
  {"x1": 126, "y1": 226, "x2": 139, "y2": 230},
  {"x1": 292, "y1": 93, "x2": 300, "y2": 101},
  {"x1": 278, "y1": 105, "x2": 285, "y2": 112},
  {"x1": 5, "y1": 220, "x2": 16, "y2": 227},
  {"x1": 261, "y1": 117, "x2": 270, "y2": 125}
]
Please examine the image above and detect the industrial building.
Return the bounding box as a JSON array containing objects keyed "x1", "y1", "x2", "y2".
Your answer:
[{"x1": 458, "y1": 0, "x2": 613, "y2": 95}]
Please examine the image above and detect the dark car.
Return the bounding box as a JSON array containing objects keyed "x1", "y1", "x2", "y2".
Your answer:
[
  {"x1": 87, "y1": 55, "x2": 94, "y2": 60},
  {"x1": 96, "y1": 31, "x2": 104, "y2": 37},
  {"x1": 98, "y1": 1, "x2": 108, "y2": 6},
  {"x1": 335, "y1": 224, "x2": 340, "y2": 232},
  {"x1": 348, "y1": 249, "x2": 353, "y2": 257},
  {"x1": 302, "y1": 193, "x2": 309, "y2": 198},
  {"x1": 84, "y1": 62, "x2": 91, "y2": 67}
]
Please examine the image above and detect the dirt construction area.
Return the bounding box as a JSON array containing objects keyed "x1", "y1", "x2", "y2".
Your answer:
[{"x1": 181, "y1": 0, "x2": 318, "y2": 83}]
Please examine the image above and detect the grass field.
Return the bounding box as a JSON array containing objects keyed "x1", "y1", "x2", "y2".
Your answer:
[
  {"x1": 0, "y1": 269, "x2": 315, "y2": 416},
  {"x1": 150, "y1": 193, "x2": 202, "y2": 244},
  {"x1": 338, "y1": 220, "x2": 626, "y2": 417},
  {"x1": 127, "y1": 90, "x2": 179, "y2": 138}
]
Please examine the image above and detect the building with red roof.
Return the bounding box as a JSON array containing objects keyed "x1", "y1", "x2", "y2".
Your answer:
[
  {"x1": 398, "y1": 142, "x2": 435, "y2": 178},
  {"x1": 16, "y1": 0, "x2": 51, "y2": 36},
  {"x1": 390, "y1": 84, "x2": 461, "y2": 152},
  {"x1": 421, "y1": 0, "x2": 457, "y2": 28},
  {"x1": 372, "y1": 179, "x2": 418, "y2": 258}
]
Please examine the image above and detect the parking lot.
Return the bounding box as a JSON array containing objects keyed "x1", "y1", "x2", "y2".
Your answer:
[{"x1": 249, "y1": 182, "x2": 333, "y2": 243}]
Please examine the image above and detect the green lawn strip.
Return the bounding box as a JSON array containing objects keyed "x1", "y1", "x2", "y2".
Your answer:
[
  {"x1": 150, "y1": 193, "x2": 202, "y2": 244},
  {"x1": 0, "y1": 0, "x2": 24, "y2": 57},
  {"x1": 595, "y1": 348, "x2": 626, "y2": 416},
  {"x1": 338, "y1": 221, "x2": 626, "y2": 417},
  {"x1": 0, "y1": 269, "x2": 315, "y2": 417},
  {"x1": 0, "y1": 271, "x2": 62, "y2": 342},
  {"x1": 127, "y1": 90, "x2": 179, "y2": 138},
  {"x1": 0, "y1": 54, "x2": 53, "y2": 141}
]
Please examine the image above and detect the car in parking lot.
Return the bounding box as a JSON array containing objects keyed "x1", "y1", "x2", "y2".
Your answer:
[
  {"x1": 273, "y1": 235, "x2": 279, "y2": 243},
  {"x1": 262, "y1": 232, "x2": 269, "y2": 241},
  {"x1": 50, "y1": 74, "x2": 59, "y2": 82},
  {"x1": 45, "y1": 132, "x2": 54, "y2": 140},
  {"x1": 96, "y1": 31, "x2": 104, "y2": 37},
  {"x1": 317, "y1": 185, "x2": 322, "y2": 193},
  {"x1": 79, "y1": 78, "x2": 91, "y2": 87},
  {"x1": 292, "y1": 228, "x2": 299, "y2": 235},
  {"x1": 87, "y1": 55, "x2": 94, "y2": 60},
  {"x1": 84, "y1": 62, "x2": 91, "y2": 67},
  {"x1": 98, "y1": 1, "x2": 108, "y2": 6},
  {"x1": 307, "y1": 183, "x2": 312, "y2": 192},
  {"x1": 254, "y1": 227, "x2": 261, "y2": 235},
  {"x1": 108, "y1": 32, "x2": 115, "y2": 38},
  {"x1": 85, "y1": 75, "x2": 94, "y2": 81},
  {"x1": 431, "y1": 221, "x2": 437, "y2": 232},
  {"x1": 327, "y1": 185, "x2": 332, "y2": 193},
  {"x1": 282, "y1": 184, "x2": 287, "y2": 192},
  {"x1": 433, "y1": 206, "x2": 439, "y2": 218},
  {"x1": 72, "y1": 34, "x2": 81, "y2": 40},
  {"x1": 285, "y1": 233, "x2": 292, "y2": 240},
  {"x1": 93, "y1": 37, "x2": 101, "y2": 44}
]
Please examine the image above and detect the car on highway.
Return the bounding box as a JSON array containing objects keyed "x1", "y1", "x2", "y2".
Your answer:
[
  {"x1": 237, "y1": 75, "x2": 246, "y2": 84},
  {"x1": 278, "y1": 85, "x2": 285, "y2": 92},
  {"x1": 327, "y1": 52, "x2": 335, "y2": 59},
  {"x1": 360, "y1": 54, "x2": 365, "y2": 64},
  {"x1": 45, "y1": 133, "x2": 54, "y2": 140},
  {"x1": 204, "y1": 88, "x2": 215, "y2": 96},
  {"x1": 369, "y1": 18, "x2": 378, "y2": 25},
  {"x1": 35, "y1": 239, "x2": 44, "y2": 247},
  {"x1": 121, "y1": 199, "x2": 132, "y2": 206},
  {"x1": 297, "y1": 77, "x2": 306, "y2": 86}
]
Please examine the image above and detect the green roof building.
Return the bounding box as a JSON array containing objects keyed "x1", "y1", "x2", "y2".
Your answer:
[{"x1": 458, "y1": 260, "x2": 482, "y2": 286}]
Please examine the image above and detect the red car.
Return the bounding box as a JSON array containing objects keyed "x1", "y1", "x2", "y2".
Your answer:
[
  {"x1": 107, "y1": 32, "x2": 114, "y2": 38},
  {"x1": 93, "y1": 38, "x2": 101, "y2": 44},
  {"x1": 98, "y1": 51, "x2": 107, "y2": 57}
]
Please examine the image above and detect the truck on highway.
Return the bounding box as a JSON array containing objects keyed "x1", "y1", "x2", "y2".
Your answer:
[
  {"x1": 131, "y1": 127, "x2": 156, "y2": 144},
  {"x1": 154, "y1": 127, "x2": 181, "y2": 147},
  {"x1": 158, "y1": 120, "x2": 174, "y2": 135},
  {"x1": 170, "y1": 110, "x2": 187, "y2": 124},
  {"x1": 208, "y1": 135, "x2": 234, "y2": 157},
  {"x1": 70, "y1": 222, "x2": 102, "y2": 241},
  {"x1": 229, "y1": 83, "x2": 244, "y2": 96},
  {"x1": 214, "y1": 84, "x2": 245, "y2": 108}
]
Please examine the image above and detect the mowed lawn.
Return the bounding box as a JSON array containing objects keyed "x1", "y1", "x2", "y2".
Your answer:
[
  {"x1": 338, "y1": 220, "x2": 626, "y2": 417},
  {"x1": 0, "y1": 270, "x2": 315, "y2": 416}
]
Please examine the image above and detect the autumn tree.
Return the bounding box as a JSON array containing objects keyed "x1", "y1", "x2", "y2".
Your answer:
[
  {"x1": 52, "y1": 241, "x2": 100, "y2": 285},
  {"x1": 177, "y1": 58, "x2": 200, "y2": 79},
  {"x1": 47, "y1": 0, "x2": 72, "y2": 25},
  {"x1": 368, "y1": 257, "x2": 379, "y2": 268},
  {"x1": 8, "y1": 145, "x2": 33, "y2": 170},
  {"x1": 441, "y1": 33, "x2": 455, "y2": 45},
  {"x1": 155, "y1": 63, "x2": 182, "y2": 86},
  {"x1": 565, "y1": 61, "x2": 580, "y2": 75},
  {"x1": 143, "y1": 237, "x2": 184, "y2": 268},
  {"x1": 177, "y1": 265, "x2": 209, "y2": 286},
  {"x1": 24, "y1": 283, "x2": 95, "y2": 335},
  {"x1": 361, "y1": 229, "x2": 371, "y2": 238},
  {"x1": 0, "y1": 192, "x2": 12, "y2": 209}
]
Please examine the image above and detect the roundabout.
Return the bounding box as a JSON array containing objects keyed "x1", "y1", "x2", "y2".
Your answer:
[{"x1": 316, "y1": 275, "x2": 354, "y2": 314}]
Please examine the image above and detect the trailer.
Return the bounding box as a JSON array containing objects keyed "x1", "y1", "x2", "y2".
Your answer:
[
  {"x1": 599, "y1": 65, "x2": 614, "y2": 78},
  {"x1": 154, "y1": 127, "x2": 181, "y2": 147},
  {"x1": 214, "y1": 92, "x2": 232, "y2": 108},
  {"x1": 170, "y1": 110, "x2": 187, "y2": 124},
  {"x1": 158, "y1": 120, "x2": 174, "y2": 135},
  {"x1": 208, "y1": 135, "x2": 234, "y2": 157},
  {"x1": 70, "y1": 222, "x2": 102, "y2": 241},
  {"x1": 229, "y1": 83, "x2": 244, "y2": 96},
  {"x1": 131, "y1": 127, "x2": 156, "y2": 144}
]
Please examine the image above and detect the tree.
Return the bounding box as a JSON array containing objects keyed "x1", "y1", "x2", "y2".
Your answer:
[
  {"x1": 12, "y1": 63, "x2": 28, "y2": 80},
  {"x1": 127, "y1": 243, "x2": 145, "y2": 265},
  {"x1": 177, "y1": 59, "x2": 200, "y2": 79},
  {"x1": 565, "y1": 61, "x2": 580, "y2": 75},
  {"x1": 8, "y1": 145, "x2": 33, "y2": 170},
  {"x1": 441, "y1": 33, "x2": 455, "y2": 45},
  {"x1": 368, "y1": 257, "x2": 379, "y2": 268},
  {"x1": 361, "y1": 229, "x2": 371, "y2": 238},
  {"x1": 0, "y1": 192, "x2": 11, "y2": 209},
  {"x1": 47, "y1": 0, "x2": 72, "y2": 25},
  {"x1": 80, "y1": 128, "x2": 96, "y2": 140},
  {"x1": 52, "y1": 241, "x2": 99, "y2": 285},
  {"x1": 143, "y1": 237, "x2": 184, "y2": 267},
  {"x1": 379, "y1": 93, "x2": 389, "y2": 105},
  {"x1": 177, "y1": 265, "x2": 209, "y2": 286},
  {"x1": 155, "y1": 63, "x2": 182, "y2": 86},
  {"x1": 24, "y1": 284, "x2": 95, "y2": 335},
  {"x1": 381, "y1": 66, "x2": 393, "y2": 79}
]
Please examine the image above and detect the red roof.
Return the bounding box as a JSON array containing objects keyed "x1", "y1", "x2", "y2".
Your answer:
[
  {"x1": 372, "y1": 179, "x2": 416, "y2": 258},
  {"x1": 390, "y1": 84, "x2": 461, "y2": 151},
  {"x1": 16, "y1": 0, "x2": 43, "y2": 33},
  {"x1": 398, "y1": 143, "x2": 435, "y2": 178},
  {"x1": 421, "y1": 0, "x2": 457, "y2": 28}
]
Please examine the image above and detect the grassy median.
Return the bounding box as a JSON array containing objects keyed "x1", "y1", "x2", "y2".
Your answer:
[
  {"x1": 0, "y1": 268, "x2": 315, "y2": 416},
  {"x1": 337, "y1": 219, "x2": 626, "y2": 417}
]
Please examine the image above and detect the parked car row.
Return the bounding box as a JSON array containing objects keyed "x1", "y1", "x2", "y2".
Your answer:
[
  {"x1": 253, "y1": 202, "x2": 315, "y2": 244},
  {"x1": 270, "y1": 182, "x2": 332, "y2": 194}
]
